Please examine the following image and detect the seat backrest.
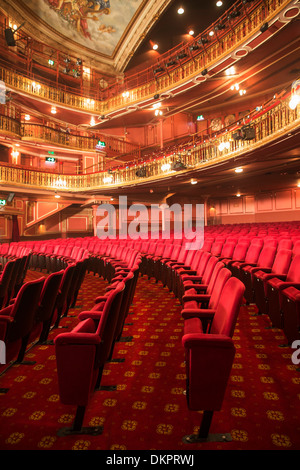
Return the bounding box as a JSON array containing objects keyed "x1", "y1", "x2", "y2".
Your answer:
[
  {"x1": 220, "y1": 242, "x2": 235, "y2": 259},
  {"x1": 271, "y1": 249, "x2": 292, "y2": 275},
  {"x1": 56, "y1": 263, "x2": 76, "y2": 310},
  {"x1": 7, "y1": 277, "x2": 45, "y2": 342},
  {"x1": 201, "y1": 239, "x2": 213, "y2": 253},
  {"x1": 210, "y1": 241, "x2": 223, "y2": 257},
  {"x1": 244, "y1": 244, "x2": 263, "y2": 264},
  {"x1": 287, "y1": 254, "x2": 300, "y2": 283},
  {"x1": 36, "y1": 270, "x2": 64, "y2": 323},
  {"x1": 206, "y1": 261, "x2": 224, "y2": 295},
  {"x1": 210, "y1": 277, "x2": 245, "y2": 337},
  {"x1": 202, "y1": 256, "x2": 218, "y2": 285},
  {"x1": 196, "y1": 251, "x2": 211, "y2": 276},
  {"x1": 95, "y1": 281, "x2": 125, "y2": 363},
  {"x1": 230, "y1": 242, "x2": 249, "y2": 262},
  {"x1": 256, "y1": 245, "x2": 276, "y2": 268},
  {"x1": 208, "y1": 267, "x2": 232, "y2": 309}
]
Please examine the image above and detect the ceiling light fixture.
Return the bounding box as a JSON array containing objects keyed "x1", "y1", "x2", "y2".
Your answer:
[
  {"x1": 188, "y1": 29, "x2": 194, "y2": 36},
  {"x1": 216, "y1": 1, "x2": 223, "y2": 6},
  {"x1": 235, "y1": 167, "x2": 243, "y2": 173},
  {"x1": 153, "y1": 43, "x2": 158, "y2": 50},
  {"x1": 225, "y1": 66, "x2": 235, "y2": 76},
  {"x1": 177, "y1": 7, "x2": 184, "y2": 14}
]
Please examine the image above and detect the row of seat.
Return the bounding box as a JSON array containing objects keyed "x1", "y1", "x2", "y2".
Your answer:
[
  {"x1": 139, "y1": 234, "x2": 300, "y2": 347},
  {"x1": 140, "y1": 242, "x2": 245, "y2": 441},
  {"x1": 0, "y1": 251, "x2": 89, "y2": 374},
  {"x1": 1, "y1": 222, "x2": 300, "y2": 441},
  {"x1": 54, "y1": 250, "x2": 142, "y2": 436}
]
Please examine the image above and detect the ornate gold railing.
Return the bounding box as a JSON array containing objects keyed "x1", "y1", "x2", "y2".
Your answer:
[
  {"x1": 0, "y1": 94, "x2": 298, "y2": 192},
  {"x1": 0, "y1": 0, "x2": 292, "y2": 117}
]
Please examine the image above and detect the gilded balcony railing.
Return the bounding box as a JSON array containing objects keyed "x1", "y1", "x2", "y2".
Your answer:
[
  {"x1": 0, "y1": 0, "x2": 292, "y2": 117},
  {"x1": 0, "y1": 94, "x2": 298, "y2": 192}
]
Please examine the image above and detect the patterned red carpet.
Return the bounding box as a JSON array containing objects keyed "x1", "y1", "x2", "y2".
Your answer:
[{"x1": 0, "y1": 269, "x2": 299, "y2": 451}]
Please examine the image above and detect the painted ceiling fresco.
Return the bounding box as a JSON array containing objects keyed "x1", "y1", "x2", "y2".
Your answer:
[{"x1": 22, "y1": 0, "x2": 144, "y2": 56}]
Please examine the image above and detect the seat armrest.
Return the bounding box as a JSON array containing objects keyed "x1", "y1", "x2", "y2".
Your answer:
[
  {"x1": 181, "y1": 308, "x2": 215, "y2": 320},
  {"x1": 182, "y1": 293, "x2": 211, "y2": 303}
]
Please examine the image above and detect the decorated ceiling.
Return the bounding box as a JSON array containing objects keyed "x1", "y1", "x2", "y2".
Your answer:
[{"x1": 22, "y1": 0, "x2": 144, "y2": 57}]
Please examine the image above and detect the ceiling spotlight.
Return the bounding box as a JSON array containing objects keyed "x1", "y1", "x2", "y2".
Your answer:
[
  {"x1": 54, "y1": 193, "x2": 60, "y2": 199},
  {"x1": 153, "y1": 43, "x2": 158, "y2": 50},
  {"x1": 236, "y1": 192, "x2": 241, "y2": 197},
  {"x1": 235, "y1": 167, "x2": 243, "y2": 173},
  {"x1": 166, "y1": 59, "x2": 177, "y2": 67},
  {"x1": 216, "y1": 1, "x2": 223, "y2": 6},
  {"x1": 51, "y1": 106, "x2": 57, "y2": 114},
  {"x1": 227, "y1": 10, "x2": 240, "y2": 20},
  {"x1": 177, "y1": 52, "x2": 188, "y2": 60},
  {"x1": 190, "y1": 179, "x2": 197, "y2": 185},
  {"x1": 177, "y1": 7, "x2": 184, "y2": 14},
  {"x1": 198, "y1": 37, "x2": 209, "y2": 46},
  {"x1": 215, "y1": 23, "x2": 226, "y2": 31},
  {"x1": 225, "y1": 66, "x2": 235, "y2": 76},
  {"x1": 189, "y1": 30, "x2": 194, "y2": 36}
]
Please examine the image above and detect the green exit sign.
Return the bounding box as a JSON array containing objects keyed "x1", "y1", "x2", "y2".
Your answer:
[
  {"x1": 0, "y1": 199, "x2": 6, "y2": 206},
  {"x1": 45, "y1": 156, "x2": 56, "y2": 162},
  {"x1": 96, "y1": 140, "x2": 106, "y2": 149}
]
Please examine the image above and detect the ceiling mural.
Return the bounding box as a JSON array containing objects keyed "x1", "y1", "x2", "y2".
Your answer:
[{"x1": 22, "y1": 0, "x2": 144, "y2": 56}]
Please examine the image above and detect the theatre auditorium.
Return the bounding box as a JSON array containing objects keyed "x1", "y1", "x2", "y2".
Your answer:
[{"x1": 0, "y1": 0, "x2": 299, "y2": 452}]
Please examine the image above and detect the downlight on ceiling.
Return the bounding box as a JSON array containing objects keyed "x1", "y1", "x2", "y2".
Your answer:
[
  {"x1": 177, "y1": 7, "x2": 184, "y2": 14},
  {"x1": 235, "y1": 167, "x2": 243, "y2": 173}
]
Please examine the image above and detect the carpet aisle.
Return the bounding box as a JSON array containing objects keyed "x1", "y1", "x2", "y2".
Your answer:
[{"x1": 0, "y1": 269, "x2": 299, "y2": 450}]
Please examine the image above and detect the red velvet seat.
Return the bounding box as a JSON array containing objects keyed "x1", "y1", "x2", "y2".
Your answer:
[
  {"x1": 229, "y1": 242, "x2": 263, "y2": 280},
  {"x1": 252, "y1": 249, "x2": 292, "y2": 315},
  {"x1": 178, "y1": 255, "x2": 219, "y2": 301},
  {"x1": 265, "y1": 254, "x2": 300, "y2": 328},
  {"x1": 182, "y1": 277, "x2": 245, "y2": 443},
  {"x1": 0, "y1": 277, "x2": 45, "y2": 368},
  {"x1": 240, "y1": 245, "x2": 277, "y2": 304},
  {"x1": 281, "y1": 287, "x2": 300, "y2": 345},
  {"x1": 0, "y1": 260, "x2": 15, "y2": 309},
  {"x1": 39, "y1": 263, "x2": 76, "y2": 341},
  {"x1": 168, "y1": 248, "x2": 197, "y2": 293},
  {"x1": 181, "y1": 266, "x2": 232, "y2": 332},
  {"x1": 54, "y1": 282, "x2": 125, "y2": 436},
  {"x1": 177, "y1": 251, "x2": 211, "y2": 300}
]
